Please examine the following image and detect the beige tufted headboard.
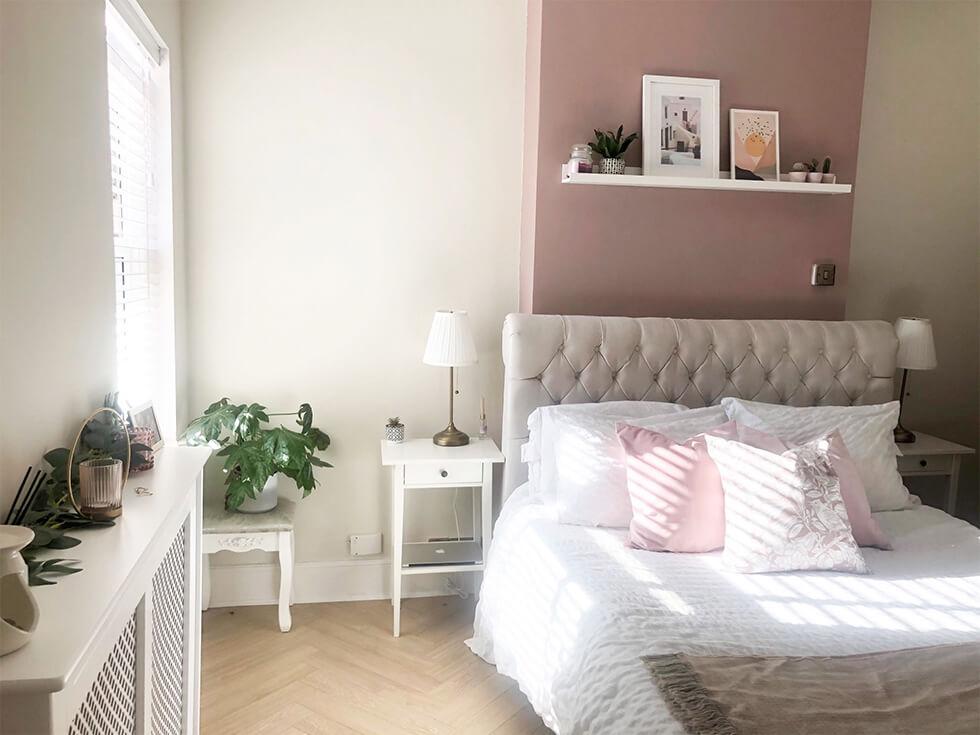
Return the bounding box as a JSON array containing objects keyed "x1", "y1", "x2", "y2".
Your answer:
[{"x1": 500, "y1": 314, "x2": 898, "y2": 498}]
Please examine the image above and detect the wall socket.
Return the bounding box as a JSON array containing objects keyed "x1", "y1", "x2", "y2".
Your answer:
[
  {"x1": 349, "y1": 532, "x2": 383, "y2": 557},
  {"x1": 811, "y1": 263, "x2": 836, "y2": 286}
]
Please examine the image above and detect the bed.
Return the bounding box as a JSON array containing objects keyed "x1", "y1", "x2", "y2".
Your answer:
[{"x1": 468, "y1": 314, "x2": 980, "y2": 734}]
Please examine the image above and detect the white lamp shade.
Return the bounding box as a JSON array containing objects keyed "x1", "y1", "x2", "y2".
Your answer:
[
  {"x1": 423, "y1": 310, "x2": 478, "y2": 367},
  {"x1": 894, "y1": 317, "x2": 937, "y2": 370}
]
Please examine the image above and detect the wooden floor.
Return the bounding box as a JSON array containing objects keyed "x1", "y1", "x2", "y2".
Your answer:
[{"x1": 201, "y1": 596, "x2": 550, "y2": 735}]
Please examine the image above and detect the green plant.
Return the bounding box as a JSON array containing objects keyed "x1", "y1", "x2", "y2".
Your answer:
[
  {"x1": 387, "y1": 417, "x2": 403, "y2": 428},
  {"x1": 182, "y1": 399, "x2": 332, "y2": 509},
  {"x1": 821, "y1": 156, "x2": 832, "y2": 174},
  {"x1": 589, "y1": 125, "x2": 638, "y2": 160}
]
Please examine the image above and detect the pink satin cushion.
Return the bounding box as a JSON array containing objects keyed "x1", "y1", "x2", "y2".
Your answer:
[
  {"x1": 822, "y1": 431, "x2": 892, "y2": 549},
  {"x1": 616, "y1": 421, "x2": 783, "y2": 553}
]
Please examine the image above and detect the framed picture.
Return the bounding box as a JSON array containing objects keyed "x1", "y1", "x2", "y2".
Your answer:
[
  {"x1": 730, "y1": 109, "x2": 780, "y2": 181},
  {"x1": 642, "y1": 75, "x2": 720, "y2": 179},
  {"x1": 129, "y1": 402, "x2": 164, "y2": 451}
]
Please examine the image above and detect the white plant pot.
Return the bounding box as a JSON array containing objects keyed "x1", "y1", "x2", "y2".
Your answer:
[
  {"x1": 237, "y1": 474, "x2": 279, "y2": 514},
  {"x1": 599, "y1": 157, "x2": 626, "y2": 175},
  {"x1": 788, "y1": 171, "x2": 807, "y2": 183},
  {"x1": 806, "y1": 172, "x2": 823, "y2": 183},
  {"x1": 0, "y1": 526, "x2": 39, "y2": 656},
  {"x1": 821, "y1": 173, "x2": 837, "y2": 184}
]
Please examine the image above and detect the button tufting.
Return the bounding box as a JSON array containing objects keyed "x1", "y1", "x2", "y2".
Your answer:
[
  {"x1": 818, "y1": 349, "x2": 824, "y2": 355},
  {"x1": 707, "y1": 343, "x2": 714, "y2": 349},
  {"x1": 747, "y1": 343, "x2": 753, "y2": 349},
  {"x1": 672, "y1": 347, "x2": 678, "y2": 354},
  {"x1": 594, "y1": 346, "x2": 601, "y2": 353},
  {"x1": 782, "y1": 347, "x2": 788, "y2": 353},
  {"x1": 634, "y1": 345, "x2": 641, "y2": 353}
]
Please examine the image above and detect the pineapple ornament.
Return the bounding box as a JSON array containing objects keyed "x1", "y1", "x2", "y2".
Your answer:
[{"x1": 385, "y1": 417, "x2": 405, "y2": 443}]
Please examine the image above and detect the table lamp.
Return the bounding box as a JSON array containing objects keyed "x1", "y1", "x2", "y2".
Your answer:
[
  {"x1": 423, "y1": 309, "x2": 478, "y2": 446},
  {"x1": 893, "y1": 317, "x2": 937, "y2": 443}
]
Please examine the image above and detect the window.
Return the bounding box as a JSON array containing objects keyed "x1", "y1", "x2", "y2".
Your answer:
[{"x1": 106, "y1": 0, "x2": 176, "y2": 438}]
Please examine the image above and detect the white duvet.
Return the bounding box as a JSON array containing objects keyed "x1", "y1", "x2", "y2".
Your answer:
[{"x1": 467, "y1": 485, "x2": 980, "y2": 734}]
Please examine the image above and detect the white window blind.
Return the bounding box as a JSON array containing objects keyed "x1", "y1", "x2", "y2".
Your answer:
[{"x1": 106, "y1": 1, "x2": 175, "y2": 432}]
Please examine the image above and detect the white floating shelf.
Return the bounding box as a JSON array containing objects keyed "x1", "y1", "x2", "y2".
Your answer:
[{"x1": 561, "y1": 165, "x2": 852, "y2": 195}]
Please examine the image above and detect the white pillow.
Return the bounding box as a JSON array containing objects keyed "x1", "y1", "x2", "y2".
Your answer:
[
  {"x1": 721, "y1": 398, "x2": 909, "y2": 512},
  {"x1": 525, "y1": 401, "x2": 688, "y2": 502},
  {"x1": 554, "y1": 406, "x2": 728, "y2": 527},
  {"x1": 705, "y1": 434, "x2": 868, "y2": 575}
]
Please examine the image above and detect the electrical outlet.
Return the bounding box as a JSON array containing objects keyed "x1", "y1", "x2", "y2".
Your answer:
[
  {"x1": 349, "y1": 532, "x2": 382, "y2": 557},
  {"x1": 811, "y1": 263, "x2": 836, "y2": 286}
]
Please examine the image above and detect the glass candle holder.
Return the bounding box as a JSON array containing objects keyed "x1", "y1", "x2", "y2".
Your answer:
[{"x1": 78, "y1": 458, "x2": 124, "y2": 520}]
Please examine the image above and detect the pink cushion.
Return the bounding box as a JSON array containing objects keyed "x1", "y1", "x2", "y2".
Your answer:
[
  {"x1": 823, "y1": 431, "x2": 892, "y2": 550},
  {"x1": 616, "y1": 421, "x2": 782, "y2": 553}
]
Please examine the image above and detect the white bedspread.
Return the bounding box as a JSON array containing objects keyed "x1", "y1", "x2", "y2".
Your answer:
[{"x1": 467, "y1": 485, "x2": 980, "y2": 734}]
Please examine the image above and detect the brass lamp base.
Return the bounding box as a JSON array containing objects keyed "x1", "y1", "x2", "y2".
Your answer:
[
  {"x1": 894, "y1": 424, "x2": 916, "y2": 444},
  {"x1": 433, "y1": 423, "x2": 470, "y2": 447}
]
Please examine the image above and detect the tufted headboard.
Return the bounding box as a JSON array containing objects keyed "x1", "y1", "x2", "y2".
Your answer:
[{"x1": 500, "y1": 314, "x2": 898, "y2": 499}]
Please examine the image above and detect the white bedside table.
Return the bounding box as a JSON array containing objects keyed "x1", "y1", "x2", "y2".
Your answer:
[
  {"x1": 202, "y1": 496, "x2": 295, "y2": 632},
  {"x1": 897, "y1": 432, "x2": 975, "y2": 515},
  {"x1": 381, "y1": 438, "x2": 504, "y2": 637}
]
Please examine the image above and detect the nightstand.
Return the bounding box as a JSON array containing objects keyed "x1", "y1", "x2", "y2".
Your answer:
[
  {"x1": 380, "y1": 438, "x2": 504, "y2": 637},
  {"x1": 897, "y1": 432, "x2": 975, "y2": 515}
]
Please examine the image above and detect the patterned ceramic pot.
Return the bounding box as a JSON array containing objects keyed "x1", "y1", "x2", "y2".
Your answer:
[
  {"x1": 599, "y1": 157, "x2": 626, "y2": 175},
  {"x1": 385, "y1": 424, "x2": 405, "y2": 443},
  {"x1": 129, "y1": 426, "x2": 156, "y2": 473}
]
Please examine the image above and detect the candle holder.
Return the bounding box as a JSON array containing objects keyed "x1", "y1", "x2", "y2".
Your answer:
[{"x1": 67, "y1": 408, "x2": 130, "y2": 520}]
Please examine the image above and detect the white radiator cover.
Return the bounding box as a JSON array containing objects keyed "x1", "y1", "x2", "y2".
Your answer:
[{"x1": 0, "y1": 445, "x2": 210, "y2": 734}]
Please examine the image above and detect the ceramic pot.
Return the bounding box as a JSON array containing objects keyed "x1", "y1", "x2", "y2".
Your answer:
[
  {"x1": 806, "y1": 172, "x2": 823, "y2": 183},
  {"x1": 599, "y1": 157, "x2": 626, "y2": 175},
  {"x1": 788, "y1": 171, "x2": 807, "y2": 183},
  {"x1": 0, "y1": 526, "x2": 39, "y2": 656},
  {"x1": 238, "y1": 474, "x2": 279, "y2": 514},
  {"x1": 385, "y1": 424, "x2": 405, "y2": 443},
  {"x1": 821, "y1": 173, "x2": 837, "y2": 184}
]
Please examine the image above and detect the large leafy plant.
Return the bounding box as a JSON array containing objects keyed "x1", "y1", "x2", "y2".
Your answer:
[
  {"x1": 182, "y1": 399, "x2": 332, "y2": 509},
  {"x1": 590, "y1": 125, "x2": 638, "y2": 160}
]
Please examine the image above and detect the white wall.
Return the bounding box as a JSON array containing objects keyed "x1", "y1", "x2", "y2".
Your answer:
[
  {"x1": 0, "y1": 0, "x2": 185, "y2": 512},
  {"x1": 181, "y1": 0, "x2": 526, "y2": 597},
  {"x1": 848, "y1": 0, "x2": 980, "y2": 519}
]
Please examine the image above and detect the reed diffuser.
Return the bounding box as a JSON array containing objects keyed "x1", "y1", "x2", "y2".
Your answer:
[{"x1": 478, "y1": 397, "x2": 488, "y2": 440}]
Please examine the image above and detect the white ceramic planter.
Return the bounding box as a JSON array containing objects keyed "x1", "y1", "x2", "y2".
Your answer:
[
  {"x1": 788, "y1": 171, "x2": 807, "y2": 182},
  {"x1": 806, "y1": 172, "x2": 823, "y2": 183},
  {"x1": 821, "y1": 173, "x2": 837, "y2": 184},
  {"x1": 0, "y1": 525, "x2": 39, "y2": 656},
  {"x1": 599, "y1": 157, "x2": 626, "y2": 175},
  {"x1": 237, "y1": 474, "x2": 279, "y2": 514}
]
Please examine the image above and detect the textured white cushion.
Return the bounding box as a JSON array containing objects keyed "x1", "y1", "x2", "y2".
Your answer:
[
  {"x1": 525, "y1": 401, "x2": 688, "y2": 502},
  {"x1": 554, "y1": 406, "x2": 728, "y2": 527},
  {"x1": 721, "y1": 398, "x2": 908, "y2": 512},
  {"x1": 705, "y1": 434, "x2": 868, "y2": 575}
]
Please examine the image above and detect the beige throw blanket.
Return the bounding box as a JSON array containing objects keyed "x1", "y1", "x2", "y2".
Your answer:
[{"x1": 643, "y1": 643, "x2": 980, "y2": 735}]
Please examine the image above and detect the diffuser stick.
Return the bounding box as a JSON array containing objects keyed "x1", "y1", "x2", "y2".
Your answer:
[{"x1": 5, "y1": 466, "x2": 32, "y2": 524}]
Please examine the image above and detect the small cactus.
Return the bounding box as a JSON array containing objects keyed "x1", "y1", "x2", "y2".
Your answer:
[{"x1": 822, "y1": 157, "x2": 832, "y2": 174}]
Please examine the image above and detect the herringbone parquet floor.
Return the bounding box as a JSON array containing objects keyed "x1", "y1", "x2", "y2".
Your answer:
[{"x1": 201, "y1": 596, "x2": 550, "y2": 735}]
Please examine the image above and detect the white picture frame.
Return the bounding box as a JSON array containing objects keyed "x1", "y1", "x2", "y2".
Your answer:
[
  {"x1": 129, "y1": 402, "x2": 164, "y2": 451},
  {"x1": 642, "y1": 75, "x2": 720, "y2": 179},
  {"x1": 729, "y1": 109, "x2": 780, "y2": 181}
]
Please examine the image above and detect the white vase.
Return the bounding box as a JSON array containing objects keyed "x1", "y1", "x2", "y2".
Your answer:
[
  {"x1": 237, "y1": 475, "x2": 279, "y2": 514},
  {"x1": 806, "y1": 172, "x2": 823, "y2": 183},
  {"x1": 821, "y1": 173, "x2": 837, "y2": 184},
  {"x1": 788, "y1": 171, "x2": 807, "y2": 182},
  {"x1": 599, "y1": 157, "x2": 626, "y2": 175},
  {"x1": 0, "y1": 525, "x2": 39, "y2": 656}
]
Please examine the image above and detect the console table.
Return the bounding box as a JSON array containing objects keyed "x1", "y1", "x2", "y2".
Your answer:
[{"x1": 0, "y1": 445, "x2": 210, "y2": 735}]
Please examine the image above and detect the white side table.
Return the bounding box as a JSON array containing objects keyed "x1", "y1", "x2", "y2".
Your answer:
[
  {"x1": 897, "y1": 432, "x2": 975, "y2": 515},
  {"x1": 381, "y1": 438, "x2": 504, "y2": 637},
  {"x1": 202, "y1": 496, "x2": 296, "y2": 632}
]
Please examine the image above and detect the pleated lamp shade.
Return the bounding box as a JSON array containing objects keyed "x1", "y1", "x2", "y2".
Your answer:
[
  {"x1": 894, "y1": 317, "x2": 937, "y2": 370},
  {"x1": 423, "y1": 310, "x2": 478, "y2": 367}
]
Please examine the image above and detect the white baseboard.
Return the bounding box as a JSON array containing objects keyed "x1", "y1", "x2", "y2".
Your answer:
[{"x1": 206, "y1": 557, "x2": 475, "y2": 608}]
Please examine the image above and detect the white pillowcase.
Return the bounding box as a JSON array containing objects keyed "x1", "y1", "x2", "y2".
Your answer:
[
  {"x1": 705, "y1": 434, "x2": 868, "y2": 575},
  {"x1": 525, "y1": 401, "x2": 689, "y2": 502},
  {"x1": 721, "y1": 398, "x2": 909, "y2": 512},
  {"x1": 554, "y1": 406, "x2": 729, "y2": 527}
]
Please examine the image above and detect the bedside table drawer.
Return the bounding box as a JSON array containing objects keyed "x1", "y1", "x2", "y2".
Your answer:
[
  {"x1": 404, "y1": 461, "x2": 484, "y2": 486},
  {"x1": 898, "y1": 455, "x2": 953, "y2": 475}
]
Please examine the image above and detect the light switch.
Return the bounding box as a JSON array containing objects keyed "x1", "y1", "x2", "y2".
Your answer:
[{"x1": 811, "y1": 263, "x2": 836, "y2": 286}]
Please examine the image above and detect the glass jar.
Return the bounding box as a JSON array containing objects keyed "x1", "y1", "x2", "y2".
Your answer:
[{"x1": 568, "y1": 144, "x2": 593, "y2": 174}]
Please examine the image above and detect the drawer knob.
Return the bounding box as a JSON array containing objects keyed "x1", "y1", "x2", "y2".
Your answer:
[
  {"x1": 919, "y1": 459, "x2": 927, "y2": 468},
  {"x1": 440, "y1": 469, "x2": 448, "y2": 478}
]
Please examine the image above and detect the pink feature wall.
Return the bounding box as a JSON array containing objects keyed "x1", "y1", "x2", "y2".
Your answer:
[{"x1": 521, "y1": 0, "x2": 872, "y2": 319}]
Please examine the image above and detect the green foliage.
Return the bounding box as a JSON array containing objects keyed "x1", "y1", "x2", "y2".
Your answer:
[
  {"x1": 182, "y1": 399, "x2": 333, "y2": 509},
  {"x1": 589, "y1": 125, "x2": 638, "y2": 160}
]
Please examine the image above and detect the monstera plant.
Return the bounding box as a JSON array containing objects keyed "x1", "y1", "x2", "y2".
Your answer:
[{"x1": 182, "y1": 399, "x2": 332, "y2": 511}]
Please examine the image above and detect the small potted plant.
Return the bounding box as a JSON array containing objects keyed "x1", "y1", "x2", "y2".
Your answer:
[
  {"x1": 803, "y1": 159, "x2": 823, "y2": 183},
  {"x1": 590, "y1": 125, "x2": 638, "y2": 175},
  {"x1": 385, "y1": 417, "x2": 405, "y2": 443},
  {"x1": 182, "y1": 399, "x2": 332, "y2": 513},
  {"x1": 821, "y1": 157, "x2": 836, "y2": 184},
  {"x1": 788, "y1": 162, "x2": 808, "y2": 183}
]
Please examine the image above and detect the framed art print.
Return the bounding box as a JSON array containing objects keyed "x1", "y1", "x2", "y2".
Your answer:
[
  {"x1": 129, "y1": 402, "x2": 164, "y2": 451},
  {"x1": 730, "y1": 109, "x2": 780, "y2": 181},
  {"x1": 642, "y1": 75, "x2": 720, "y2": 179}
]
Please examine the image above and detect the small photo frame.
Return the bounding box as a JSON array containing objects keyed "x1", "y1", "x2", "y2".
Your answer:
[
  {"x1": 730, "y1": 109, "x2": 780, "y2": 181},
  {"x1": 129, "y1": 402, "x2": 164, "y2": 451},
  {"x1": 642, "y1": 75, "x2": 720, "y2": 179}
]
